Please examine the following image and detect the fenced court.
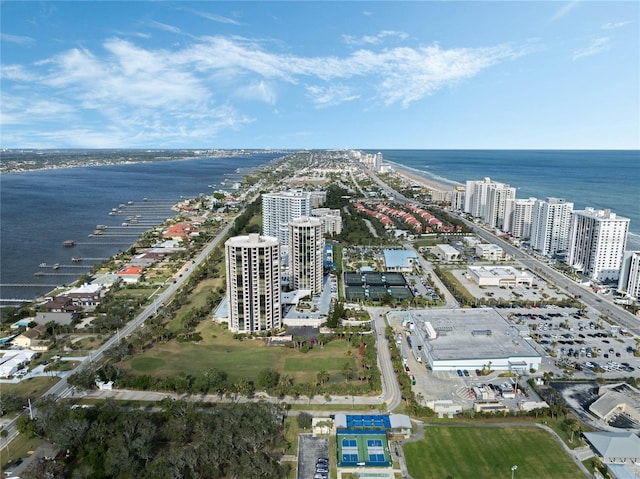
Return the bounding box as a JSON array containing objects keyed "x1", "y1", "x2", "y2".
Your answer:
[{"x1": 337, "y1": 430, "x2": 392, "y2": 467}]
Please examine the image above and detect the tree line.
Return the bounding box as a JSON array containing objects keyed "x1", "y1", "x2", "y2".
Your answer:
[{"x1": 17, "y1": 397, "x2": 290, "y2": 479}]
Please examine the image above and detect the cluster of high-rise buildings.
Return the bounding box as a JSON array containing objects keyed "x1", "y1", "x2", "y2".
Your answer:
[
  {"x1": 224, "y1": 190, "x2": 333, "y2": 334},
  {"x1": 457, "y1": 178, "x2": 636, "y2": 296}
]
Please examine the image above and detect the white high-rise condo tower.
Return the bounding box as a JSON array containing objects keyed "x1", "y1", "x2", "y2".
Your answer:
[
  {"x1": 530, "y1": 198, "x2": 574, "y2": 257},
  {"x1": 288, "y1": 216, "x2": 324, "y2": 294},
  {"x1": 225, "y1": 234, "x2": 281, "y2": 333},
  {"x1": 262, "y1": 190, "x2": 312, "y2": 246},
  {"x1": 567, "y1": 208, "x2": 629, "y2": 283}
]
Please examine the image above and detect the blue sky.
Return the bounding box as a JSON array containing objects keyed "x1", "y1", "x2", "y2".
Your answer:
[{"x1": 1, "y1": 1, "x2": 638, "y2": 149}]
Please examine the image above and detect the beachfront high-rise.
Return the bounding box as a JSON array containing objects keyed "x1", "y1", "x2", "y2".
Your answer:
[
  {"x1": 464, "y1": 177, "x2": 492, "y2": 218},
  {"x1": 483, "y1": 181, "x2": 516, "y2": 230},
  {"x1": 618, "y1": 251, "x2": 640, "y2": 301},
  {"x1": 530, "y1": 198, "x2": 574, "y2": 257},
  {"x1": 463, "y1": 177, "x2": 515, "y2": 230},
  {"x1": 225, "y1": 234, "x2": 281, "y2": 333},
  {"x1": 567, "y1": 208, "x2": 630, "y2": 283},
  {"x1": 505, "y1": 198, "x2": 536, "y2": 240},
  {"x1": 262, "y1": 190, "x2": 312, "y2": 245},
  {"x1": 288, "y1": 216, "x2": 324, "y2": 294}
]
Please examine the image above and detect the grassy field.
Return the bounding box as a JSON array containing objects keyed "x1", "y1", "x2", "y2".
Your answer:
[
  {"x1": 121, "y1": 321, "x2": 359, "y2": 384},
  {"x1": 1, "y1": 376, "x2": 59, "y2": 399},
  {"x1": 0, "y1": 433, "x2": 43, "y2": 467},
  {"x1": 403, "y1": 426, "x2": 583, "y2": 479}
]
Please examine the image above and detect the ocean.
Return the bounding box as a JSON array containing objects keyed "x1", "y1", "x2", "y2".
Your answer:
[
  {"x1": 1, "y1": 149, "x2": 638, "y2": 305},
  {"x1": 370, "y1": 150, "x2": 640, "y2": 250},
  {"x1": 0, "y1": 152, "x2": 282, "y2": 305}
]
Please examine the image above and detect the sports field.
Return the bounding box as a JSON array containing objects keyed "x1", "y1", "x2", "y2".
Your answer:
[
  {"x1": 403, "y1": 426, "x2": 583, "y2": 479},
  {"x1": 337, "y1": 430, "x2": 391, "y2": 467}
]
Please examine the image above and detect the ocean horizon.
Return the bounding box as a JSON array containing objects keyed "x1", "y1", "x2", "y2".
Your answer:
[
  {"x1": 368, "y1": 149, "x2": 639, "y2": 250},
  {"x1": 1, "y1": 149, "x2": 637, "y2": 304}
]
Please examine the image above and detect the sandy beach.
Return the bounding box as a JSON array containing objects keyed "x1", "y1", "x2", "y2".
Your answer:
[{"x1": 387, "y1": 162, "x2": 456, "y2": 193}]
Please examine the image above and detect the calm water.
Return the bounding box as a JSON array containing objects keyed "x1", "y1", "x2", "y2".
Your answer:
[
  {"x1": 371, "y1": 150, "x2": 640, "y2": 249},
  {"x1": 0, "y1": 153, "x2": 281, "y2": 303}
]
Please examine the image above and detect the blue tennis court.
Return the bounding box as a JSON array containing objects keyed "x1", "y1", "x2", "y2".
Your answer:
[{"x1": 337, "y1": 430, "x2": 391, "y2": 468}]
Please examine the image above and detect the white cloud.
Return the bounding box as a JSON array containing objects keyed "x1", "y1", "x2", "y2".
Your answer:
[
  {"x1": 1, "y1": 33, "x2": 35, "y2": 46},
  {"x1": 236, "y1": 81, "x2": 277, "y2": 104},
  {"x1": 2, "y1": 33, "x2": 527, "y2": 145},
  {"x1": 149, "y1": 21, "x2": 183, "y2": 35},
  {"x1": 573, "y1": 37, "x2": 610, "y2": 60},
  {"x1": 306, "y1": 84, "x2": 359, "y2": 108},
  {"x1": 190, "y1": 10, "x2": 241, "y2": 26},
  {"x1": 1, "y1": 64, "x2": 36, "y2": 81},
  {"x1": 602, "y1": 21, "x2": 632, "y2": 30},
  {"x1": 343, "y1": 30, "x2": 408, "y2": 46},
  {"x1": 548, "y1": 1, "x2": 579, "y2": 22}
]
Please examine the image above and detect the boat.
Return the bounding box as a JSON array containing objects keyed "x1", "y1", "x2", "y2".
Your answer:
[
  {"x1": 72, "y1": 256, "x2": 82, "y2": 263},
  {"x1": 39, "y1": 263, "x2": 47, "y2": 268},
  {"x1": 122, "y1": 222, "x2": 128, "y2": 226},
  {"x1": 53, "y1": 263, "x2": 60, "y2": 270},
  {"x1": 108, "y1": 211, "x2": 116, "y2": 216},
  {"x1": 96, "y1": 225, "x2": 107, "y2": 230},
  {"x1": 62, "y1": 240, "x2": 75, "y2": 247}
]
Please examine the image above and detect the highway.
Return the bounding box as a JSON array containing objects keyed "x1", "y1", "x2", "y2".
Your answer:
[
  {"x1": 458, "y1": 216, "x2": 640, "y2": 336},
  {"x1": 0, "y1": 218, "x2": 238, "y2": 452}
]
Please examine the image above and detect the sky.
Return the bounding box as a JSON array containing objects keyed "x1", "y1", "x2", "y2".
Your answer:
[{"x1": 1, "y1": 1, "x2": 638, "y2": 149}]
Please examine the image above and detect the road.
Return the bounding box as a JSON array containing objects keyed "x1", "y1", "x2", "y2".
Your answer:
[
  {"x1": 0, "y1": 218, "x2": 238, "y2": 451},
  {"x1": 458, "y1": 216, "x2": 640, "y2": 335}
]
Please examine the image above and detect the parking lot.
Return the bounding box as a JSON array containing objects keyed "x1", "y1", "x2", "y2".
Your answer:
[
  {"x1": 388, "y1": 305, "x2": 640, "y2": 412},
  {"x1": 510, "y1": 306, "x2": 639, "y2": 378},
  {"x1": 297, "y1": 435, "x2": 329, "y2": 479}
]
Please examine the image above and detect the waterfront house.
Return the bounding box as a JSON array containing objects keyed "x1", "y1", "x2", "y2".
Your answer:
[
  {"x1": 117, "y1": 265, "x2": 144, "y2": 284},
  {"x1": 41, "y1": 296, "x2": 78, "y2": 313},
  {"x1": 13, "y1": 324, "x2": 48, "y2": 351}
]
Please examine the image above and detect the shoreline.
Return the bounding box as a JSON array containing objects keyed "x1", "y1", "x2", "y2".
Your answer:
[{"x1": 386, "y1": 160, "x2": 459, "y2": 192}]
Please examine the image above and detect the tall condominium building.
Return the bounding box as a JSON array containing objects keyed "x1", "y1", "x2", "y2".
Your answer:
[
  {"x1": 464, "y1": 177, "x2": 492, "y2": 218},
  {"x1": 451, "y1": 186, "x2": 466, "y2": 212},
  {"x1": 567, "y1": 208, "x2": 630, "y2": 283},
  {"x1": 288, "y1": 216, "x2": 324, "y2": 294},
  {"x1": 618, "y1": 251, "x2": 640, "y2": 300},
  {"x1": 530, "y1": 198, "x2": 574, "y2": 257},
  {"x1": 505, "y1": 197, "x2": 536, "y2": 239},
  {"x1": 225, "y1": 234, "x2": 281, "y2": 333},
  {"x1": 262, "y1": 190, "x2": 312, "y2": 245},
  {"x1": 483, "y1": 181, "x2": 516, "y2": 230}
]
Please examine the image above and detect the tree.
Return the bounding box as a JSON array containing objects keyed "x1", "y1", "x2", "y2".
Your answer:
[
  {"x1": 316, "y1": 370, "x2": 330, "y2": 386},
  {"x1": 297, "y1": 412, "x2": 313, "y2": 429},
  {"x1": 258, "y1": 368, "x2": 280, "y2": 389}
]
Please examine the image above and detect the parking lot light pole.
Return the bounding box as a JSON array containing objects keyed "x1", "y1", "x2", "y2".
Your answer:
[{"x1": 511, "y1": 464, "x2": 518, "y2": 479}]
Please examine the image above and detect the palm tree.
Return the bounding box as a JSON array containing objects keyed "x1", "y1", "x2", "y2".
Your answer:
[{"x1": 317, "y1": 370, "x2": 330, "y2": 386}]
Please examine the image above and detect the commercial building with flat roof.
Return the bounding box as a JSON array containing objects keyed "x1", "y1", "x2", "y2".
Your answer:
[
  {"x1": 467, "y1": 265, "x2": 534, "y2": 287},
  {"x1": 404, "y1": 308, "x2": 542, "y2": 372},
  {"x1": 383, "y1": 249, "x2": 418, "y2": 272}
]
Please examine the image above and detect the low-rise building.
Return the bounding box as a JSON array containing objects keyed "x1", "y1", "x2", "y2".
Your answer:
[
  {"x1": 432, "y1": 244, "x2": 460, "y2": 262},
  {"x1": 475, "y1": 243, "x2": 507, "y2": 261},
  {"x1": 467, "y1": 265, "x2": 534, "y2": 287}
]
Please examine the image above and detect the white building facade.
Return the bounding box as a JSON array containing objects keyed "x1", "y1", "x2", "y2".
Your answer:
[
  {"x1": 505, "y1": 197, "x2": 536, "y2": 239},
  {"x1": 483, "y1": 181, "x2": 516, "y2": 230},
  {"x1": 567, "y1": 208, "x2": 629, "y2": 283},
  {"x1": 618, "y1": 251, "x2": 640, "y2": 300},
  {"x1": 288, "y1": 216, "x2": 324, "y2": 294},
  {"x1": 530, "y1": 198, "x2": 574, "y2": 257},
  {"x1": 225, "y1": 234, "x2": 281, "y2": 333},
  {"x1": 262, "y1": 190, "x2": 312, "y2": 245}
]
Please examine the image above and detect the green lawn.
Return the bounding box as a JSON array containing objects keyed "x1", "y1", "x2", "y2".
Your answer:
[
  {"x1": 121, "y1": 322, "x2": 358, "y2": 384},
  {"x1": 403, "y1": 426, "x2": 582, "y2": 479},
  {"x1": 1, "y1": 376, "x2": 60, "y2": 399}
]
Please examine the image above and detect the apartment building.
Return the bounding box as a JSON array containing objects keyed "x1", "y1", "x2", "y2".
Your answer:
[
  {"x1": 225, "y1": 234, "x2": 281, "y2": 333},
  {"x1": 288, "y1": 216, "x2": 324, "y2": 294},
  {"x1": 530, "y1": 198, "x2": 574, "y2": 257},
  {"x1": 567, "y1": 208, "x2": 629, "y2": 283},
  {"x1": 262, "y1": 190, "x2": 312, "y2": 245}
]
